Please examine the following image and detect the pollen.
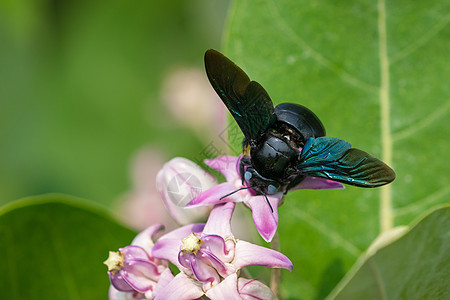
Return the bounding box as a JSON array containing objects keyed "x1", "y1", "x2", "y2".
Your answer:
[
  {"x1": 243, "y1": 144, "x2": 251, "y2": 157},
  {"x1": 104, "y1": 251, "x2": 125, "y2": 274},
  {"x1": 181, "y1": 232, "x2": 204, "y2": 255}
]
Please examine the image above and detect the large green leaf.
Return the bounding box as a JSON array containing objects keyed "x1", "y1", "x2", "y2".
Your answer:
[
  {"x1": 327, "y1": 206, "x2": 450, "y2": 300},
  {"x1": 224, "y1": 0, "x2": 449, "y2": 298},
  {"x1": 0, "y1": 194, "x2": 136, "y2": 299}
]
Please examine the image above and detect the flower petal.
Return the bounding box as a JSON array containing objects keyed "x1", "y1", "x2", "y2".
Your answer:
[
  {"x1": 157, "y1": 158, "x2": 216, "y2": 225},
  {"x1": 234, "y1": 240, "x2": 293, "y2": 271},
  {"x1": 198, "y1": 248, "x2": 228, "y2": 275},
  {"x1": 152, "y1": 269, "x2": 174, "y2": 299},
  {"x1": 202, "y1": 202, "x2": 235, "y2": 239},
  {"x1": 204, "y1": 156, "x2": 240, "y2": 182},
  {"x1": 205, "y1": 273, "x2": 241, "y2": 300},
  {"x1": 238, "y1": 278, "x2": 275, "y2": 300},
  {"x1": 291, "y1": 176, "x2": 344, "y2": 191},
  {"x1": 158, "y1": 223, "x2": 205, "y2": 240},
  {"x1": 108, "y1": 285, "x2": 145, "y2": 300},
  {"x1": 246, "y1": 194, "x2": 281, "y2": 242},
  {"x1": 109, "y1": 272, "x2": 135, "y2": 292},
  {"x1": 154, "y1": 272, "x2": 204, "y2": 300},
  {"x1": 186, "y1": 182, "x2": 241, "y2": 207},
  {"x1": 122, "y1": 260, "x2": 160, "y2": 292},
  {"x1": 186, "y1": 252, "x2": 221, "y2": 287},
  {"x1": 131, "y1": 224, "x2": 165, "y2": 250},
  {"x1": 121, "y1": 245, "x2": 150, "y2": 261},
  {"x1": 151, "y1": 238, "x2": 183, "y2": 268},
  {"x1": 202, "y1": 234, "x2": 234, "y2": 263}
]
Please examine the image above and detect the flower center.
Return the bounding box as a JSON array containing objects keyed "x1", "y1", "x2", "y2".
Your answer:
[
  {"x1": 104, "y1": 251, "x2": 125, "y2": 275},
  {"x1": 181, "y1": 232, "x2": 204, "y2": 255}
]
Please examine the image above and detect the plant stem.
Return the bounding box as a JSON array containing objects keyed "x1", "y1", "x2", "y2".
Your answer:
[{"x1": 270, "y1": 231, "x2": 281, "y2": 299}]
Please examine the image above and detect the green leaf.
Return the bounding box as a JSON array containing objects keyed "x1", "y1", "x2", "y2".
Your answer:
[
  {"x1": 327, "y1": 206, "x2": 450, "y2": 300},
  {"x1": 224, "y1": 0, "x2": 450, "y2": 298},
  {"x1": 0, "y1": 194, "x2": 136, "y2": 300}
]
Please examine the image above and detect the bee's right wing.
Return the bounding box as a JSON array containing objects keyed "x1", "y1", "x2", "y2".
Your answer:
[
  {"x1": 298, "y1": 137, "x2": 396, "y2": 187},
  {"x1": 205, "y1": 49, "x2": 276, "y2": 143}
]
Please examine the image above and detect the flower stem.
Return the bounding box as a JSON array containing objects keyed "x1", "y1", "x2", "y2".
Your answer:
[{"x1": 270, "y1": 231, "x2": 281, "y2": 299}]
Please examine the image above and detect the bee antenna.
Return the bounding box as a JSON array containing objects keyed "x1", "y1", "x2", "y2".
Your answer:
[
  {"x1": 220, "y1": 186, "x2": 252, "y2": 200},
  {"x1": 263, "y1": 194, "x2": 274, "y2": 213}
]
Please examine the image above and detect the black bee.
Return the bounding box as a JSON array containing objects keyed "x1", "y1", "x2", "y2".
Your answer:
[{"x1": 204, "y1": 49, "x2": 395, "y2": 199}]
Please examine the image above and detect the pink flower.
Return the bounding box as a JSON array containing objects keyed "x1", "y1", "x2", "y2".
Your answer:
[
  {"x1": 151, "y1": 202, "x2": 292, "y2": 299},
  {"x1": 105, "y1": 224, "x2": 172, "y2": 299},
  {"x1": 186, "y1": 156, "x2": 343, "y2": 242}
]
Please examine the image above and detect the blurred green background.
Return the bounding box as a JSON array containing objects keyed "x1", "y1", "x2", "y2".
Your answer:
[{"x1": 0, "y1": 0, "x2": 230, "y2": 207}]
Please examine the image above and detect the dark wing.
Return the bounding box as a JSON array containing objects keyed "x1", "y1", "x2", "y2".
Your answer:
[
  {"x1": 205, "y1": 49, "x2": 276, "y2": 142},
  {"x1": 298, "y1": 137, "x2": 396, "y2": 187}
]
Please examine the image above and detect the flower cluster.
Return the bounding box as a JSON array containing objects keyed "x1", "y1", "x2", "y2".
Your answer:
[{"x1": 105, "y1": 156, "x2": 343, "y2": 299}]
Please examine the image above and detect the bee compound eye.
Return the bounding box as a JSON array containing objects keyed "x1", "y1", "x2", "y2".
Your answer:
[
  {"x1": 267, "y1": 184, "x2": 278, "y2": 194},
  {"x1": 244, "y1": 171, "x2": 253, "y2": 182}
]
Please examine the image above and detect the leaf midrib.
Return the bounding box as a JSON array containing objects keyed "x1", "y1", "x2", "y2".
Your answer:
[{"x1": 377, "y1": 0, "x2": 393, "y2": 233}]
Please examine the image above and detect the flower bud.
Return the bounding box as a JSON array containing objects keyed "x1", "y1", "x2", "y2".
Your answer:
[{"x1": 157, "y1": 157, "x2": 216, "y2": 225}]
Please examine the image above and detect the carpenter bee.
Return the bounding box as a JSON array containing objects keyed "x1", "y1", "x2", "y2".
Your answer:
[{"x1": 204, "y1": 49, "x2": 395, "y2": 199}]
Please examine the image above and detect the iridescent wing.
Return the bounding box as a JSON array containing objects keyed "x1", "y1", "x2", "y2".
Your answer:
[
  {"x1": 298, "y1": 137, "x2": 396, "y2": 187},
  {"x1": 204, "y1": 49, "x2": 276, "y2": 143}
]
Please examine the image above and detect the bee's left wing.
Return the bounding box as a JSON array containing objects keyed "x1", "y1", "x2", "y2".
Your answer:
[
  {"x1": 205, "y1": 49, "x2": 276, "y2": 143},
  {"x1": 298, "y1": 137, "x2": 396, "y2": 187}
]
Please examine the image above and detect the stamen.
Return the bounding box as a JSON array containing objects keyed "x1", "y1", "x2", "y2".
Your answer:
[
  {"x1": 104, "y1": 251, "x2": 125, "y2": 274},
  {"x1": 181, "y1": 232, "x2": 204, "y2": 255}
]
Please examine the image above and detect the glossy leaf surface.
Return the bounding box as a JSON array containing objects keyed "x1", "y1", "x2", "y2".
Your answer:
[
  {"x1": 328, "y1": 206, "x2": 450, "y2": 300},
  {"x1": 0, "y1": 195, "x2": 136, "y2": 299}
]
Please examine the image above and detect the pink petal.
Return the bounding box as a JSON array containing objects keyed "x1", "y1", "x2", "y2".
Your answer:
[
  {"x1": 202, "y1": 202, "x2": 235, "y2": 238},
  {"x1": 238, "y1": 278, "x2": 275, "y2": 300},
  {"x1": 151, "y1": 239, "x2": 183, "y2": 268},
  {"x1": 182, "y1": 252, "x2": 221, "y2": 286},
  {"x1": 178, "y1": 252, "x2": 194, "y2": 269},
  {"x1": 246, "y1": 194, "x2": 281, "y2": 242},
  {"x1": 291, "y1": 176, "x2": 344, "y2": 191},
  {"x1": 202, "y1": 234, "x2": 234, "y2": 263},
  {"x1": 131, "y1": 224, "x2": 165, "y2": 251},
  {"x1": 204, "y1": 156, "x2": 240, "y2": 182},
  {"x1": 234, "y1": 240, "x2": 293, "y2": 271},
  {"x1": 152, "y1": 223, "x2": 205, "y2": 268},
  {"x1": 121, "y1": 275, "x2": 154, "y2": 294},
  {"x1": 205, "y1": 273, "x2": 241, "y2": 300},
  {"x1": 186, "y1": 182, "x2": 241, "y2": 207},
  {"x1": 108, "y1": 285, "x2": 145, "y2": 300},
  {"x1": 153, "y1": 269, "x2": 174, "y2": 298},
  {"x1": 121, "y1": 246, "x2": 150, "y2": 261},
  {"x1": 154, "y1": 273, "x2": 204, "y2": 300},
  {"x1": 109, "y1": 273, "x2": 135, "y2": 292},
  {"x1": 158, "y1": 223, "x2": 205, "y2": 240},
  {"x1": 198, "y1": 248, "x2": 227, "y2": 274},
  {"x1": 122, "y1": 260, "x2": 160, "y2": 292}
]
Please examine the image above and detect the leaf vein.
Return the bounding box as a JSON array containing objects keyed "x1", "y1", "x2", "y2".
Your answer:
[
  {"x1": 392, "y1": 99, "x2": 450, "y2": 142},
  {"x1": 390, "y1": 13, "x2": 450, "y2": 64},
  {"x1": 368, "y1": 259, "x2": 388, "y2": 300},
  {"x1": 292, "y1": 208, "x2": 362, "y2": 257},
  {"x1": 267, "y1": 0, "x2": 378, "y2": 94},
  {"x1": 393, "y1": 185, "x2": 450, "y2": 217},
  {"x1": 378, "y1": 0, "x2": 393, "y2": 233}
]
